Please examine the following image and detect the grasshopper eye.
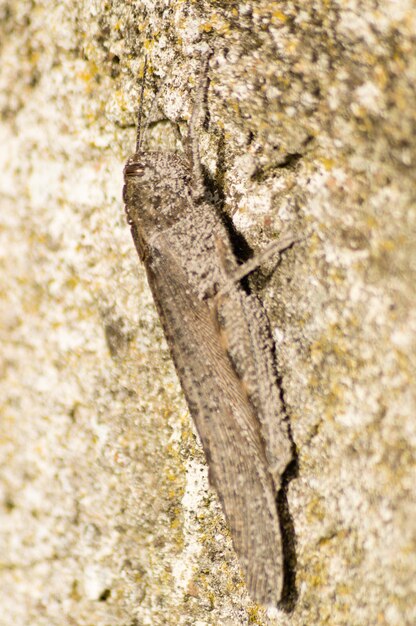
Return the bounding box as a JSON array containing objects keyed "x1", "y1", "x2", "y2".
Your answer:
[{"x1": 124, "y1": 163, "x2": 145, "y2": 178}]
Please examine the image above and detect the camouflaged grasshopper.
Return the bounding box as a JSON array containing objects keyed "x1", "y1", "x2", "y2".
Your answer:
[{"x1": 123, "y1": 55, "x2": 294, "y2": 605}]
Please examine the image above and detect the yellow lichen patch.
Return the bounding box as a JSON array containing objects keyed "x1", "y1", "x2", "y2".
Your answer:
[
  {"x1": 200, "y1": 22, "x2": 213, "y2": 33},
  {"x1": 325, "y1": 383, "x2": 346, "y2": 415},
  {"x1": 170, "y1": 514, "x2": 181, "y2": 530},
  {"x1": 285, "y1": 39, "x2": 299, "y2": 55},
  {"x1": 328, "y1": 266, "x2": 346, "y2": 284},
  {"x1": 165, "y1": 469, "x2": 178, "y2": 483},
  {"x1": 230, "y1": 100, "x2": 241, "y2": 115},
  {"x1": 365, "y1": 215, "x2": 378, "y2": 229},
  {"x1": 64, "y1": 276, "x2": 79, "y2": 290},
  {"x1": 199, "y1": 14, "x2": 230, "y2": 35},
  {"x1": 28, "y1": 50, "x2": 40, "y2": 65},
  {"x1": 335, "y1": 582, "x2": 353, "y2": 596},
  {"x1": 306, "y1": 557, "x2": 329, "y2": 589},
  {"x1": 320, "y1": 157, "x2": 335, "y2": 171},
  {"x1": 374, "y1": 65, "x2": 389, "y2": 89},
  {"x1": 393, "y1": 348, "x2": 411, "y2": 379},
  {"x1": 271, "y1": 10, "x2": 288, "y2": 24},
  {"x1": 306, "y1": 496, "x2": 327, "y2": 523},
  {"x1": 377, "y1": 238, "x2": 396, "y2": 252},
  {"x1": 317, "y1": 528, "x2": 349, "y2": 548},
  {"x1": 77, "y1": 61, "x2": 99, "y2": 85},
  {"x1": 247, "y1": 603, "x2": 267, "y2": 624}
]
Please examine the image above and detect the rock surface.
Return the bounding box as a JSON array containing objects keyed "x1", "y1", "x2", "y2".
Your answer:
[{"x1": 0, "y1": 1, "x2": 415, "y2": 625}]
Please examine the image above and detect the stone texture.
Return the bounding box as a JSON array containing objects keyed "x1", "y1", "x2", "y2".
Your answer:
[{"x1": 0, "y1": 1, "x2": 415, "y2": 625}]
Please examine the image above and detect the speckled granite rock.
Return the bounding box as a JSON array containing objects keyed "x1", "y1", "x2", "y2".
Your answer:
[{"x1": 0, "y1": 1, "x2": 415, "y2": 625}]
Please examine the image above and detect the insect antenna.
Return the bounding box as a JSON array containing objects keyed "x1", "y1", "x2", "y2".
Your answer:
[
  {"x1": 136, "y1": 56, "x2": 193, "y2": 152},
  {"x1": 140, "y1": 59, "x2": 180, "y2": 150},
  {"x1": 135, "y1": 56, "x2": 148, "y2": 153}
]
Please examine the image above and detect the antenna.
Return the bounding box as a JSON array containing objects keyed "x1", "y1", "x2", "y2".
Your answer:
[
  {"x1": 135, "y1": 56, "x2": 148, "y2": 153},
  {"x1": 140, "y1": 60, "x2": 178, "y2": 149},
  {"x1": 135, "y1": 56, "x2": 186, "y2": 152}
]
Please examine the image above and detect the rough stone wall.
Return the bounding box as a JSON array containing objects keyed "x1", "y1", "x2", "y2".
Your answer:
[{"x1": 0, "y1": 1, "x2": 415, "y2": 625}]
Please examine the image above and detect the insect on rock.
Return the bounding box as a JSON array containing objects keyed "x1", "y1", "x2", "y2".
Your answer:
[{"x1": 123, "y1": 54, "x2": 294, "y2": 606}]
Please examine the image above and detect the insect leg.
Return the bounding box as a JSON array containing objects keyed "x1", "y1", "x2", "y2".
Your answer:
[{"x1": 216, "y1": 232, "x2": 300, "y2": 297}]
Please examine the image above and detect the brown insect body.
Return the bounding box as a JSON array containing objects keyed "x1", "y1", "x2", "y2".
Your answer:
[{"x1": 123, "y1": 69, "x2": 293, "y2": 605}]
